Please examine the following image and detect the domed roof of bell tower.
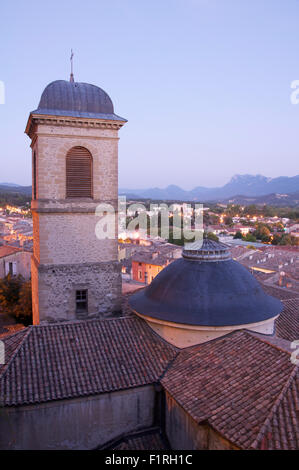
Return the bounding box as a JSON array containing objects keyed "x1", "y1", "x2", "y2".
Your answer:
[{"x1": 30, "y1": 79, "x2": 126, "y2": 122}]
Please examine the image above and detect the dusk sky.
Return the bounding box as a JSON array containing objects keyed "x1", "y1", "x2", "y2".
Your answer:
[{"x1": 1, "y1": 0, "x2": 299, "y2": 189}]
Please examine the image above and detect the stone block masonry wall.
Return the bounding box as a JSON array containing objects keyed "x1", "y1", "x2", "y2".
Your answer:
[
  {"x1": 31, "y1": 258, "x2": 39, "y2": 324},
  {"x1": 35, "y1": 259, "x2": 122, "y2": 323},
  {"x1": 0, "y1": 386, "x2": 155, "y2": 450},
  {"x1": 37, "y1": 212, "x2": 118, "y2": 265},
  {"x1": 28, "y1": 117, "x2": 124, "y2": 323},
  {"x1": 165, "y1": 392, "x2": 238, "y2": 450},
  {"x1": 32, "y1": 212, "x2": 40, "y2": 263},
  {"x1": 35, "y1": 126, "x2": 119, "y2": 201}
]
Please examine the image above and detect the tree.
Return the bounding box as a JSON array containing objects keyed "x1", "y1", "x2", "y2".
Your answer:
[
  {"x1": 278, "y1": 234, "x2": 299, "y2": 246},
  {"x1": 273, "y1": 222, "x2": 284, "y2": 233},
  {"x1": 0, "y1": 274, "x2": 22, "y2": 312},
  {"x1": 243, "y1": 205, "x2": 257, "y2": 216},
  {"x1": 244, "y1": 233, "x2": 256, "y2": 242},
  {"x1": 13, "y1": 280, "x2": 32, "y2": 325},
  {"x1": 224, "y1": 216, "x2": 233, "y2": 226},
  {"x1": 254, "y1": 224, "x2": 271, "y2": 242},
  {"x1": 0, "y1": 275, "x2": 32, "y2": 325},
  {"x1": 226, "y1": 204, "x2": 241, "y2": 217},
  {"x1": 205, "y1": 232, "x2": 219, "y2": 242},
  {"x1": 234, "y1": 231, "x2": 243, "y2": 239},
  {"x1": 271, "y1": 233, "x2": 282, "y2": 245}
]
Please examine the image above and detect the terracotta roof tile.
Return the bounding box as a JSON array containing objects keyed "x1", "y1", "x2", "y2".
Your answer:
[
  {"x1": 252, "y1": 369, "x2": 299, "y2": 450},
  {"x1": 0, "y1": 245, "x2": 23, "y2": 259},
  {"x1": 0, "y1": 329, "x2": 30, "y2": 377},
  {"x1": 261, "y1": 283, "x2": 299, "y2": 300},
  {"x1": 103, "y1": 428, "x2": 169, "y2": 450},
  {"x1": 161, "y1": 330, "x2": 298, "y2": 450},
  {"x1": 0, "y1": 317, "x2": 177, "y2": 406},
  {"x1": 275, "y1": 298, "x2": 299, "y2": 343}
]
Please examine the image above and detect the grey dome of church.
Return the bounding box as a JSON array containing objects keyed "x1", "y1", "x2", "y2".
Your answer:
[
  {"x1": 129, "y1": 239, "x2": 283, "y2": 328},
  {"x1": 32, "y1": 80, "x2": 126, "y2": 121}
]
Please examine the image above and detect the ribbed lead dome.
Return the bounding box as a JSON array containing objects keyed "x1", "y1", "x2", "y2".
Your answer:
[
  {"x1": 129, "y1": 239, "x2": 283, "y2": 327},
  {"x1": 33, "y1": 80, "x2": 126, "y2": 121}
]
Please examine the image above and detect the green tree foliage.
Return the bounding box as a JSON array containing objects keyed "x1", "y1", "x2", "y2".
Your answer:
[
  {"x1": 203, "y1": 213, "x2": 219, "y2": 225},
  {"x1": 226, "y1": 204, "x2": 241, "y2": 217},
  {"x1": 224, "y1": 216, "x2": 233, "y2": 226},
  {"x1": 273, "y1": 222, "x2": 285, "y2": 232},
  {"x1": 273, "y1": 234, "x2": 299, "y2": 246},
  {"x1": 0, "y1": 191, "x2": 31, "y2": 207},
  {"x1": 205, "y1": 231, "x2": 219, "y2": 242},
  {"x1": 254, "y1": 224, "x2": 271, "y2": 242},
  {"x1": 0, "y1": 275, "x2": 32, "y2": 325},
  {"x1": 0, "y1": 274, "x2": 22, "y2": 309},
  {"x1": 233, "y1": 231, "x2": 243, "y2": 239},
  {"x1": 244, "y1": 233, "x2": 257, "y2": 242},
  {"x1": 14, "y1": 280, "x2": 32, "y2": 325}
]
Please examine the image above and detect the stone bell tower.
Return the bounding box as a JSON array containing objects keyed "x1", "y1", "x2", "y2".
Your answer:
[{"x1": 25, "y1": 78, "x2": 126, "y2": 324}]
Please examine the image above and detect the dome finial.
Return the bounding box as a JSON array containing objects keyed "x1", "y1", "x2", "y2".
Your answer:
[{"x1": 70, "y1": 49, "x2": 74, "y2": 83}]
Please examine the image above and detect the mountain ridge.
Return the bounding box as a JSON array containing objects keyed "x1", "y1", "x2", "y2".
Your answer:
[
  {"x1": 0, "y1": 174, "x2": 298, "y2": 205},
  {"x1": 120, "y1": 174, "x2": 299, "y2": 201}
]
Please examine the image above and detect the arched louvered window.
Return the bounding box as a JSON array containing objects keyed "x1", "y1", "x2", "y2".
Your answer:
[{"x1": 66, "y1": 146, "x2": 93, "y2": 198}]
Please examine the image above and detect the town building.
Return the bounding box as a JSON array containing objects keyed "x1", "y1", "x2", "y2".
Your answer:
[
  {"x1": 132, "y1": 252, "x2": 171, "y2": 284},
  {"x1": 131, "y1": 243, "x2": 182, "y2": 284},
  {"x1": 0, "y1": 246, "x2": 31, "y2": 279}
]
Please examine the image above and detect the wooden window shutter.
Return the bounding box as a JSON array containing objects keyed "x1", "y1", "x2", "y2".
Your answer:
[{"x1": 66, "y1": 146, "x2": 93, "y2": 198}]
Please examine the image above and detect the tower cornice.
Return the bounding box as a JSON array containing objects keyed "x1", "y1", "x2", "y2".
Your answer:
[{"x1": 25, "y1": 113, "x2": 126, "y2": 139}]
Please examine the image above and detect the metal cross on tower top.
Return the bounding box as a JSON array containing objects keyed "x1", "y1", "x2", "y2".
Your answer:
[{"x1": 70, "y1": 49, "x2": 74, "y2": 83}]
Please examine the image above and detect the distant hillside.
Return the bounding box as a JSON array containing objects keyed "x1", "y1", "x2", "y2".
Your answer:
[
  {"x1": 223, "y1": 191, "x2": 299, "y2": 207},
  {"x1": 119, "y1": 174, "x2": 299, "y2": 202},
  {"x1": 0, "y1": 184, "x2": 32, "y2": 195},
  {"x1": 1, "y1": 174, "x2": 299, "y2": 207}
]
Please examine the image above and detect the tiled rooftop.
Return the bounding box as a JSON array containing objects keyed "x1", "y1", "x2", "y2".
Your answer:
[
  {"x1": 252, "y1": 369, "x2": 298, "y2": 450},
  {"x1": 0, "y1": 245, "x2": 23, "y2": 258},
  {"x1": 275, "y1": 298, "x2": 299, "y2": 342},
  {"x1": 161, "y1": 330, "x2": 298, "y2": 450},
  {"x1": 0, "y1": 329, "x2": 29, "y2": 376},
  {"x1": 102, "y1": 427, "x2": 169, "y2": 450},
  {"x1": 0, "y1": 317, "x2": 177, "y2": 406},
  {"x1": 261, "y1": 283, "x2": 299, "y2": 300},
  {"x1": 0, "y1": 295, "x2": 298, "y2": 449},
  {"x1": 240, "y1": 247, "x2": 299, "y2": 281},
  {"x1": 132, "y1": 252, "x2": 170, "y2": 267}
]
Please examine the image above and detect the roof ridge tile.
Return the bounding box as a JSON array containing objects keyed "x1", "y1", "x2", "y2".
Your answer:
[
  {"x1": 250, "y1": 365, "x2": 298, "y2": 449},
  {"x1": 0, "y1": 327, "x2": 32, "y2": 379}
]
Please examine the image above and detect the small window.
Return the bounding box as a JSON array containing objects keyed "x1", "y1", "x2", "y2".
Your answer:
[
  {"x1": 6, "y1": 262, "x2": 17, "y2": 276},
  {"x1": 76, "y1": 290, "x2": 88, "y2": 313},
  {"x1": 138, "y1": 271, "x2": 142, "y2": 280},
  {"x1": 9, "y1": 262, "x2": 13, "y2": 276}
]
